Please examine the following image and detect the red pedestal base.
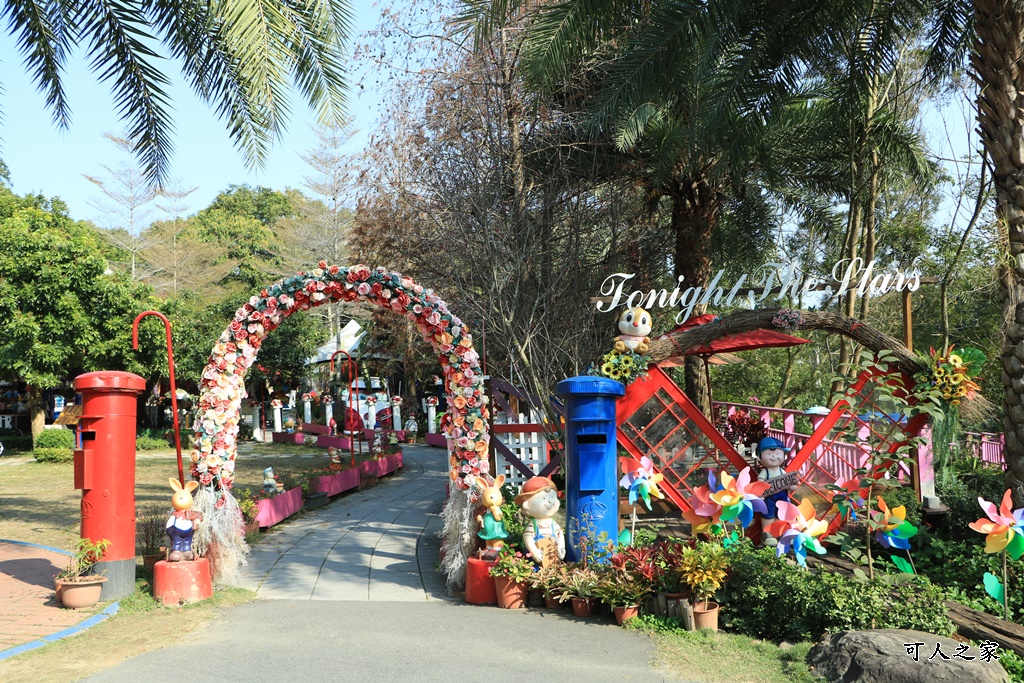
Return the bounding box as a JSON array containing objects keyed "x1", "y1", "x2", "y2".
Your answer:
[
  {"x1": 153, "y1": 558, "x2": 213, "y2": 606},
  {"x1": 464, "y1": 556, "x2": 497, "y2": 605}
]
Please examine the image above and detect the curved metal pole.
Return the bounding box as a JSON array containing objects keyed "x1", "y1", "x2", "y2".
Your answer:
[
  {"x1": 330, "y1": 350, "x2": 361, "y2": 462},
  {"x1": 133, "y1": 311, "x2": 184, "y2": 486}
]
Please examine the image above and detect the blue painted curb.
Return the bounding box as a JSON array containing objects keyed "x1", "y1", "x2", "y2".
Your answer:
[
  {"x1": 0, "y1": 539, "x2": 121, "y2": 661},
  {"x1": 0, "y1": 538, "x2": 72, "y2": 556}
]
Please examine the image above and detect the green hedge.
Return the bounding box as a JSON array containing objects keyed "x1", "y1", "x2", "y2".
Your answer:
[
  {"x1": 724, "y1": 546, "x2": 954, "y2": 642},
  {"x1": 34, "y1": 427, "x2": 74, "y2": 449},
  {"x1": 33, "y1": 447, "x2": 73, "y2": 463},
  {"x1": 136, "y1": 436, "x2": 169, "y2": 451}
]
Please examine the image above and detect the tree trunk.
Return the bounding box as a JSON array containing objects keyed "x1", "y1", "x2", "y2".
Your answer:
[
  {"x1": 670, "y1": 177, "x2": 719, "y2": 417},
  {"x1": 973, "y1": 0, "x2": 1024, "y2": 503},
  {"x1": 28, "y1": 389, "x2": 46, "y2": 442}
]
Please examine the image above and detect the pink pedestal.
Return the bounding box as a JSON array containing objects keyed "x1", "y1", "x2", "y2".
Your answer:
[
  {"x1": 153, "y1": 558, "x2": 213, "y2": 605},
  {"x1": 316, "y1": 435, "x2": 351, "y2": 449},
  {"x1": 272, "y1": 432, "x2": 305, "y2": 444},
  {"x1": 425, "y1": 433, "x2": 447, "y2": 447},
  {"x1": 255, "y1": 487, "x2": 303, "y2": 527},
  {"x1": 315, "y1": 469, "x2": 361, "y2": 496}
]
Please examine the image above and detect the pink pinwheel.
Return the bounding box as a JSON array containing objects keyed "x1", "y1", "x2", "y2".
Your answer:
[
  {"x1": 619, "y1": 456, "x2": 666, "y2": 511},
  {"x1": 970, "y1": 490, "x2": 1024, "y2": 560},
  {"x1": 766, "y1": 499, "x2": 828, "y2": 567},
  {"x1": 708, "y1": 467, "x2": 769, "y2": 528}
]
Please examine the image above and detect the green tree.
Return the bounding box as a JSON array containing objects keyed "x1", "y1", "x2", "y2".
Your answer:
[
  {"x1": 0, "y1": 186, "x2": 160, "y2": 437},
  {"x1": 2, "y1": 0, "x2": 352, "y2": 184}
]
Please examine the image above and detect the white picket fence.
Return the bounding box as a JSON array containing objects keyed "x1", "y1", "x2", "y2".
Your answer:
[{"x1": 493, "y1": 409, "x2": 549, "y2": 488}]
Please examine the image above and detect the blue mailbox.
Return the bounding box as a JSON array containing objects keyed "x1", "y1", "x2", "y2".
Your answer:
[{"x1": 557, "y1": 376, "x2": 625, "y2": 563}]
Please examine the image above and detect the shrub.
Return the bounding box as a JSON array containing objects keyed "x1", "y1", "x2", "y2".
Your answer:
[
  {"x1": 33, "y1": 447, "x2": 73, "y2": 463},
  {"x1": 34, "y1": 427, "x2": 74, "y2": 449},
  {"x1": 725, "y1": 547, "x2": 954, "y2": 642},
  {"x1": 135, "y1": 436, "x2": 168, "y2": 451},
  {"x1": 937, "y1": 468, "x2": 1007, "y2": 541}
]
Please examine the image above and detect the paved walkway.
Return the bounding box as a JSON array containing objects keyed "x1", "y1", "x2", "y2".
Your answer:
[
  {"x1": 236, "y1": 443, "x2": 449, "y2": 601},
  {"x1": 83, "y1": 444, "x2": 679, "y2": 682},
  {"x1": 0, "y1": 541, "x2": 107, "y2": 656}
]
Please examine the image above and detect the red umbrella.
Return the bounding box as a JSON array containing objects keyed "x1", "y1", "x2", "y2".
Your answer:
[{"x1": 655, "y1": 313, "x2": 810, "y2": 402}]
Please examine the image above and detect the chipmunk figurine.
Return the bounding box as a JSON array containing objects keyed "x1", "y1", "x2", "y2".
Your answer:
[{"x1": 613, "y1": 307, "x2": 652, "y2": 354}]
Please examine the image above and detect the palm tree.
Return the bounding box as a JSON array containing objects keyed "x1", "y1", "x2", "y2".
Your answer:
[
  {"x1": 464, "y1": 0, "x2": 932, "y2": 413},
  {"x1": 966, "y1": 0, "x2": 1024, "y2": 498},
  {"x1": 3, "y1": 0, "x2": 352, "y2": 185}
]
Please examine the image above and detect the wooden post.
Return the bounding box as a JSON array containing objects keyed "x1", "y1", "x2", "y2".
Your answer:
[{"x1": 902, "y1": 290, "x2": 913, "y2": 351}]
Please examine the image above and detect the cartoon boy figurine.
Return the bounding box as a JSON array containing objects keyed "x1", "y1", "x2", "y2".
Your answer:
[{"x1": 756, "y1": 437, "x2": 798, "y2": 546}]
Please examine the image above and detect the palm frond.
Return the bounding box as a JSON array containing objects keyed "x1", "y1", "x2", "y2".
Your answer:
[
  {"x1": 74, "y1": 0, "x2": 174, "y2": 184},
  {"x1": 2, "y1": 0, "x2": 73, "y2": 127}
]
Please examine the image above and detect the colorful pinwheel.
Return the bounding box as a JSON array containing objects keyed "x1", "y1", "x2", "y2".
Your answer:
[
  {"x1": 618, "y1": 456, "x2": 665, "y2": 511},
  {"x1": 765, "y1": 499, "x2": 828, "y2": 567},
  {"x1": 871, "y1": 497, "x2": 918, "y2": 551},
  {"x1": 708, "y1": 467, "x2": 769, "y2": 529},
  {"x1": 682, "y1": 470, "x2": 725, "y2": 536},
  {"x1": 825, "y1": 477, "x2": 866, "y2": 520},
  {"x1": 970, "y1": 490, "x2": 1024, "y2": 559},
  {"x1": 969, "y1": 489, "x2": 1024, "y2": 619}
]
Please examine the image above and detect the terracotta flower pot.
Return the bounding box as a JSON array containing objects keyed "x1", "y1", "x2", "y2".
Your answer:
[
  {"x1": 143, "y1": 553, "x2": 164, "y2": 571},
  {"x1": 58, "y1": 576, "x2": 108, "y2": 609},
  {"x1": 494, "y1": 576, "x2": 527, "y2": 609},
  {"x1": 693, "y1": 601, "x2": 720, "y2": 631},
  {"x1": 571, "y1": 596, "x2": 593, "y2": 618},
  {"x1": 243, "y1": 521, "x2": 259, "y2": 536},
  {"x1": 614, "y1": 605, "x2": 640, "y2": 626},
  {"x1": 544, "y1": 595, "x2": 563, "y2": 610},
  {"x1": 527, "y1": 588, "x2": 545, "y2": 607}
]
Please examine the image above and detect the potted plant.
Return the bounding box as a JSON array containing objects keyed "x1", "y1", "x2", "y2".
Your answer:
[
  {"x1": 236, "y1": 488, "x2": 260, "y2": 536},
  {"x1": 303, "y1": 471, "x2": 329, "y2": 511},
  {"x1": 55, "y1": 537, "x2": 111, "y2": 609},
  {"x1": 136, "y1": 504, "x2": 167, "y2": 570},
  {"x1": 488, "y1": 547, "x2": 533, "y2": 609},
  {"x1": 595, "y1": 570, "x2": 651, "y2": 625},
  {"x1": 557, "y1": 567, "x2": 599, "y2": 617},
  {"x1": 678, "y1": 542, "x2": 729, "y2": 631},
  {"x1": 529, "y1": 567, "x2": 564, "y2": 609}
]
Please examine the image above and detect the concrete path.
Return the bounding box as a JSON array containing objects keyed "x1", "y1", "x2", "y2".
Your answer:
[
  {"x1": 235, "y1": 444, "x2": 449, "y2": 601},
  {"x1": 83, "y1": 444, "x2": 680, "y2": 682}
]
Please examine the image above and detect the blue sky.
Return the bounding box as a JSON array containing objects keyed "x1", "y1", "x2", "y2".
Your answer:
[
  {"x1": 0, "y1": 4, "x2": 383, "y2": 224},
  {"x1": 0, "y1": 6, "x2": 978, "y2": 235}
]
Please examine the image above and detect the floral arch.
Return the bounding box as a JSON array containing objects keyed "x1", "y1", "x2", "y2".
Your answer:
[{"x1": 190, "y1": 263, "x2": 488, "y2": 585}]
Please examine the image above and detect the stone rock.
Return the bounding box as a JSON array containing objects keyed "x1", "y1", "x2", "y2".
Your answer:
[{"x1": 807, "y1": 629, "x2": 1008, "y2": 683}]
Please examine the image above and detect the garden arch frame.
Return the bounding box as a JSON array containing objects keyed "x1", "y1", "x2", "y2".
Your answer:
[{"x1": 190, "y1": 263, "x2": 487, "y2": 584}]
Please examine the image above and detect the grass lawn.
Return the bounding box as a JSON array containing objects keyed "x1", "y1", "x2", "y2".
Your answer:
[
  {"x1": 627, "y1": 616, "x2": 820, "y2": 682},
  {"x1": 0, "y1": 440, "x2": 355, "y2": 551}
]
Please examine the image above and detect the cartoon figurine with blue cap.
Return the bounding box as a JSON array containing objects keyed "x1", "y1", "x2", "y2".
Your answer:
[{"x1": 756, "y1": 436, "x2": 798, "y2": 546}]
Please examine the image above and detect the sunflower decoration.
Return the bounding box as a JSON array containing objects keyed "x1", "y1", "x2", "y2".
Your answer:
[
  {"x1": 589, "y1": 348, "x2": 650, "y2": 385},
  {"x1": 920, "y1": 345, "x2": 984, "y2": 407}
]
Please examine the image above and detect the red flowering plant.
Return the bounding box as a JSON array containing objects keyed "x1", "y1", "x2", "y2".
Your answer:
[{"x1": 489, "y1": 547, "x2": 534, "y2": 583}]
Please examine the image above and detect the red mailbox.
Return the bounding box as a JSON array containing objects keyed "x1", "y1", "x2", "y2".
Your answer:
[{"x1": 73, "y1": 370, "x2": 146, "y2": 601}]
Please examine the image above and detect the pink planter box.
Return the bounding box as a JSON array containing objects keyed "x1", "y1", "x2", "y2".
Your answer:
[
  {"x1": 316, "y1": 435, "x2": 351, "y2": 449},
  {"x1": 425, "y1": 433, "x2": 447, "y2": 447},
  {"x1": 358, "y1": 452, "x2": 404, "y2": 478},
  {"x1": 302, "y1": 423, "x2": 331, "y2": 435},
  {"x1": 255, "y1": 487, "x2": 303, "y2": 527},
  {"x1": 272, "y1": 432, "x2": 305, "y2": 444},
  {"x1": 315, "y1": 469, "x2": 361, "y2": 497}
]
